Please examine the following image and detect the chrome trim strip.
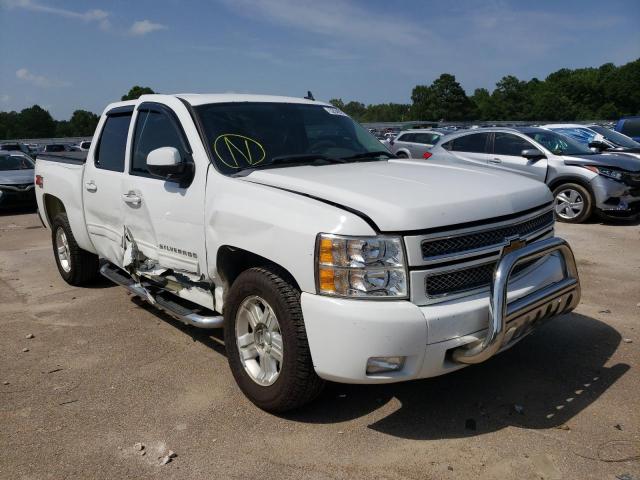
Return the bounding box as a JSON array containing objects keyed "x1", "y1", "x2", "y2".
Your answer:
[{"x1": 404, "y1": 206, "x2": 553, "y2": 267}]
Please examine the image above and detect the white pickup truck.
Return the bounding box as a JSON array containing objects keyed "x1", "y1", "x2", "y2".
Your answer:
[{"x1": 35, "y1": 94, "x2": 581, "y2": 412}]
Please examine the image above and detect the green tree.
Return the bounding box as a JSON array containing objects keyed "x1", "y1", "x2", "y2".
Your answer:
[
  {"x1": 121, "y1": 85, "x2": 155, "y2": 101},
  {"x1": 342, "y1": 101, "x2": 367, "y2": 120},
  {"x1": 17, "y1": 105, "x2": 56, "y2": 138},
  {"x1": 411, "y1": 74, "x2": 473, "y2": 121},
  {"x1": 67, "y1": 109, "x2": 100, "y2": 136},
  {"x1": 470, "y1": 88, "x2": 492, "y2": 120},
  {"x1": 328, "y1": 98, "x2": 345, "y2": 109}
]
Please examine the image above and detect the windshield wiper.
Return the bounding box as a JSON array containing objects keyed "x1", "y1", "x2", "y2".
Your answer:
[
  {"x1": 269, "y1": 154, "x2": 347, "y2": 166},
  {"x1": 230, "y1": 154, "x2": 347, "y2": 177},
  {"x1": 340, "y1": 150, "x2": 396, "y2": 161}
]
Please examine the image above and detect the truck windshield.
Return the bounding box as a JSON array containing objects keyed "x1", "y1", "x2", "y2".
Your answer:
[
  {"x1": 589, "y1": 125, "x2": 640, "y2": 149},
  {"x1": 194, "y1": 102, "x2": 388, "y2": 174},
  {"x1": 524, "y1": 130, "x2": 594, "y2": 156},
  {"x1": 0, "y1": 155, "x2": 34, "y2": 171}
]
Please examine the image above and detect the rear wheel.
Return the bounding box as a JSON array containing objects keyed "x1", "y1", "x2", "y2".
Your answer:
[
  {"x1": 224, "y1": 266, "x2": 324, "y2": 412},
  {"x1": 51, "y1": 213, "x2": 99, "y2": 286},
  {"x1": 396, "y1": 151, "x2": 409, "y2": 158},
  {"x1": 552, "y1": 183, "x2": 593, "y2": 223}
]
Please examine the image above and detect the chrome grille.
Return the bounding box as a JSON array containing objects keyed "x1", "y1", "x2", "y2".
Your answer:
[
  {"x1": 422, "y1": 210, "x2": 554, "y2": 259},
  {"x1": 425, "y1": 260, "x2": 534, "y2": 297}
]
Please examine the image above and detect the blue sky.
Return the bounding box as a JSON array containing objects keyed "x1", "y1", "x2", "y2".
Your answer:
[{"x1": 1, "y1": 0, "x2": 639, "y2": 119}]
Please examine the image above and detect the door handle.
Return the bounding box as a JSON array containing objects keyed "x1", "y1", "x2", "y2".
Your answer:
[
  {"x1": 489, "y1": 158, "x2": 502, "y2": 164},
  {"x1": 122, "y1": 191, "x2": 141, "y2": 206},
  {"x1": 85, "y1": 181, "x2": 97, "y2": 192}
]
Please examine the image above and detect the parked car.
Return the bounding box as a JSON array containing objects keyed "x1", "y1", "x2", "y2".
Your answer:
[
  {"x1": 76, "y1": 140, "x2": 91, "y2": 151},
  {"x1": 430, "y1": 127, "x2": 640, "y2": 222},
  {"x1": 615, "y1": 116, "x2": 640, "y2": 142},
  {"x1": 0, "y1": 151, "x2": 36, "y2": 208},
  {"x1": 543, "y1": 124, "x2": 640, "y2": 157},
  {"x1": 41, "y1": 144, "x2": 69, "y2": 153},
  {"x1": 387, "y1": 129, "x2": 444, "y2": 158},
  {"x1": 0, "y1": 142, "x2": 32, "y2": 156},
  {"x1": 35, "y1": 94, "x2": 580, "y2": 412}
]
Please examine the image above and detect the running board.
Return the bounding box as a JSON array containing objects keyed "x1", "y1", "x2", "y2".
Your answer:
[{"x1": 100, "y1": 263, "x2": 224, "y2": 329}]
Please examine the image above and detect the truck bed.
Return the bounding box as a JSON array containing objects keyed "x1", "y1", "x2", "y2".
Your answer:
[{"x1": 36, "y1": 151, "x2": 87, "y2": 164}]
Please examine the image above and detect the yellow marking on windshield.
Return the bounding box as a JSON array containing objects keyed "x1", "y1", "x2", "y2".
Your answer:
[{"x1": 213, "y1": 134, "x2": 265, "y2": 168}]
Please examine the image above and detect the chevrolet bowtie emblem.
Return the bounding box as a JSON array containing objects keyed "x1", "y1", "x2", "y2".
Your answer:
[{"x1": 503, "y1": 237, "x2": 526, "y2": 255}]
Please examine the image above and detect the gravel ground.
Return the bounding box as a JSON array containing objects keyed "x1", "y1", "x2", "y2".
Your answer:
[{"x1": 1, "y1": 209, "x2": 638, "y2": 480}]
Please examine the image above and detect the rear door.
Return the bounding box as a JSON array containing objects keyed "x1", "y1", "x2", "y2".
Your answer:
[
  {"x1": 411, "y1": 132, "x2": 441, "y2": 157},
  {"x1": 121, "y1": 100, "x2": 208, "y2": 281},
  {"x1": 82, "y1": 107, "x2": 133, "y2": 265},
  {"x1": 392, "y1": 133, "x2": 414, "y2": 156},
  {"x1": 490, "y1": 132, "x2": 548, "y2": 182},
  {"x1": 441, "y1": 132, "x2": 491, "y2": 166}
]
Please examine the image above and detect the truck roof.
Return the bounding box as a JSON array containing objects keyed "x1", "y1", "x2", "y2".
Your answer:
[{"x1": 102, "y1": 94, "x2": 333, "y2": 116}]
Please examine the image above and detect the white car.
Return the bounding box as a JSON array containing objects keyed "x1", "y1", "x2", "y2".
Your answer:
[
  {"x1": 34, "y1": 94, "x2": 581, "y2": 411},
  {"x1": 387, "y1": 129, "x2": 444, "y2": 159}
]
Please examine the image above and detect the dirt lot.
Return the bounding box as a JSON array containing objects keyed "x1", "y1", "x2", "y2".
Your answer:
[{"x1": 0, "y1": 209, "x2": 638, "y2": 480}]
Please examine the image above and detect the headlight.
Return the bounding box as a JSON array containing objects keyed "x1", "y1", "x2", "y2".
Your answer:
[
  {"x1": 585, "y1": 165, "x2": 624, "y2": 181},
  {"x1": 315, "y1": 233, "x2": 408, "y2": 298}
]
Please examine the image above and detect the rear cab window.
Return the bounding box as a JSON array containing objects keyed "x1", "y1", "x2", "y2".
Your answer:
[{"x1": 95, "y1": 112, "x2": 133, "y2": 172}]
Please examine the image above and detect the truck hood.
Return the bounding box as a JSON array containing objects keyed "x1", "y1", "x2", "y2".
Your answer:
[
  {"x1": 563, "y1": 152, "x2": 640, "y2": 172},
  {"x1": 240, "y1": 159, "x2": 551, "y2": 231},
  {"x1": 0, "y1": 169, "x2": 34, "y2": 185}
]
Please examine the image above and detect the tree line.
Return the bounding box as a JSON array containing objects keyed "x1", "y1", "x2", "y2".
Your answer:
[
  {"x1": 1, "y1": 58, "x2": 639, "y2": 140},
  {"x1": 331, "y1": 58, "x2": 639, "y2": 123},
  {"x1": 0, "y1": 86, "x2": 155, "y2": 140}
]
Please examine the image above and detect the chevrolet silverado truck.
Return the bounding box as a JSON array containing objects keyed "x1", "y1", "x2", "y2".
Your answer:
[{"x1": 34, "y1": 94, "x2": 581, "y2": 412}]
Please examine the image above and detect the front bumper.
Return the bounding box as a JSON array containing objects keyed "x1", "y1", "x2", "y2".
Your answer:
[
  {"x1": 302, "y1": 237, "x2": 580, "y2": 384},
  {"x1": 591, "y1": 175, "x2": 640, "y2": 216},
  {"x1": 0, "y1": 184, "x2": 36, "y2": 207}
]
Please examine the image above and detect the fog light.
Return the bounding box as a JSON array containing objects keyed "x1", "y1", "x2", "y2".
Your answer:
[{"x1": 366, "y1": 356, "x2": 405, "y2": 374}]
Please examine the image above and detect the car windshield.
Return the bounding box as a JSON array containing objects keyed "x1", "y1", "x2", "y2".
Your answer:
[
  {"x1": 0, "y1": 155, "x2": 34, "y2": 171},
  {"x1": 589, "y1": 125, "x2": 640, "y2": 148},
  {"x1": 524, "y1": 130, "x2": 594, "y2": 156},
  {"x1": 194, "y1": 102, "x2": 388, "y2": 174}
]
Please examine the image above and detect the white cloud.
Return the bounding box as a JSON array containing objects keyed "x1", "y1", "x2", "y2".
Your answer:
[
  {"x1": 16, "y1": 68, "x2": 70, "y2": 88},
  {"x1": 1, "y1": 0, "x2": 111, "y2": 29},
  {"x1": 219, "y1": 0, "x2": 433, "y2": 48},
  {"x1": 0, "y1": 94, "x2": 9, "y2": 102},
  {"x1": 129, "y1": 19, "x2": 167, "y2": 36}
]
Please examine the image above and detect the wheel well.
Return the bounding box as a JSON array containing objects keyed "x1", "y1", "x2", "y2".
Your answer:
[
  {"x1": 216, "y1": 246, "x2": 300, "y2": 291},
  {"x1": 43, "y1": 194, "x2": 66, "y2": 226},
  {"x1": 547, "y1": 177, "x2": 593, "y2": 195}
]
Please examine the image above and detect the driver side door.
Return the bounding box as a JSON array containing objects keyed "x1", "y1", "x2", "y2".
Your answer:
[
  {"x1": 489, "y1": 132, "x2": 548, "y2": 182},
  {"x1": 121, "y1": 101, "x2": 208, "y2": 282}
]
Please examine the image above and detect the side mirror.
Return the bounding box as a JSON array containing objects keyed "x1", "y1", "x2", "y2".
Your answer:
[
  {"x1": 147, "y1": 147, "x2": 194, "y2": 187},
  {"x1": 521, "y1": 148, "x2": 545, "y2": 160},
  {"x1": 588, "y1": 140, "x2": 608, "y2": 151}
]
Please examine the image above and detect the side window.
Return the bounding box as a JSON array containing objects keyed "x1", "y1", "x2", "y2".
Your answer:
[
  {"x1": 621, "y1": 118, "x2": 640, "y2": 137},
  {"x1": 494, "y1": 133, "x2": 535, "y2": 156},
  {"x1": 414, "y1": 133, "x2": 440, "y2": 145},
  {"x1": 399, "y1": 133, "x2": 414, "y2": 142},
  {"x1": 131, "y1": 108, "x2": 188, "y2": 177},
  {"x1": 95, "y1": 113, "x2": 132, "y2": 172},
  {"x1": 449, "y1": 133, "x2": 490, "y2": 153}
]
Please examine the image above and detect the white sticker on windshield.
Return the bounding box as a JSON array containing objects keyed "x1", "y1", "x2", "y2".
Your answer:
[{"x1": 324, "y1": 106, "x2": 348, "y2": 116}]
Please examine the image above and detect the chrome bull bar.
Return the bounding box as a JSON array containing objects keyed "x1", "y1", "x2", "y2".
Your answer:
[{"x1": 452, "y1": 237, "x2": 580, "y2": 364}]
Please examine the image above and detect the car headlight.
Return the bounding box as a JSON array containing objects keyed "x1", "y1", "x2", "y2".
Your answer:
[
  {"x1": 585, "y1": 165, "x2": 624, "y2": 181},
  {"x1": 315, "y1": 233, "x2": 408, "y2": 298}
]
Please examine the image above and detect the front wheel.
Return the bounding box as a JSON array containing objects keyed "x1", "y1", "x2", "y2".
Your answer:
[
  {"x1": 552, "y1": 183, "x2": 593, "y2": 223},
  {"x1": 224, "y1": 267, "x2": 324, "y2": 412}
]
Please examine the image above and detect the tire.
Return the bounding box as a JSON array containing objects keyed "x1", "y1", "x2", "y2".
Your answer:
[
  {"x1": 224, "y1": 266, "x2": 324, "y2": 412},
  {"x1": 396, "y1": 151, "x2": 409, "y2": 158},
  {"x1": 552, "y1": 183, "x2": 593, "y2": 224},
  {"x1": 51, "y1": 213, "x2": 99, "y2": 286}
]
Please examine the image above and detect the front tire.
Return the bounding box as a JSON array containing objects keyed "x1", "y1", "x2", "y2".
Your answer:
[
  {"x1": 224, "y1": 267, "x2": 324, "y2": 412},
  {"x1": 552, "y1": 183, "x2": 593, "y2": 223},
  {"x1": 51, "y1": 213, "x2": 99, "y2": 286}
]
